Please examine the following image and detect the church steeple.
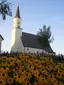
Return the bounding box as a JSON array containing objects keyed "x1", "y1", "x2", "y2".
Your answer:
[
  {"x1": 15, "y1": 6, "x2": 21, "y2": 18},
  {"x1": 11, "y1": 5, "x2": 22, "y2": 53}
]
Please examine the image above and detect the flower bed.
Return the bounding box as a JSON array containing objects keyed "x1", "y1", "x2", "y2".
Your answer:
[{"x1": 0, "y1": 53, "x2": 64, "y2": 85}]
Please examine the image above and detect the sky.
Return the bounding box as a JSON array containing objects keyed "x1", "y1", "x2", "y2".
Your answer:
[{"x1": 0, "y1": 0, "x2": 64, "y2": 54}]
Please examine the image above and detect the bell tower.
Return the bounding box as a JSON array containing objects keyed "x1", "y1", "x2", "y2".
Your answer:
[
  {"x1": 13, "y1": 6, "x2": 21, "y2": 31},
  {"x1": 10, "y1": 6, "x2": 23, "y2": 52}
]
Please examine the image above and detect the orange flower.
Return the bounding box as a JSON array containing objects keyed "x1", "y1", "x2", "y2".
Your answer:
[
  {"x1": 33, "y1": 81, "x2": 38, "y2": 85},
  {"x1": 8, "y1": 57, "x2": 16, "y2": 61},
  {"x1": 15, "y1": 75, "x2": 25, "y2": 84},
  {"x1": 0, "y1": 81, "x2": 6, "y2": 85},
  {"x1": 23, "y1": 72, "x2": 31, "y2": 79},
  {"x1": 32, "y1": 69, "x2": 39, "y2": 77},
  {"x1": 23, "y1": 80, "x2": 31, "y2": 85}
]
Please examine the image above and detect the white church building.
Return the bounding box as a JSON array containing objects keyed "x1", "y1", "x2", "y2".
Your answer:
[{"x1": 11, "y1": 6, "x2": 54, "y2": 54}]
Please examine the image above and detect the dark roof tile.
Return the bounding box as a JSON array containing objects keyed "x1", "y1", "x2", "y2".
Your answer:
[{"x1": 0, "y1": 34, "x2": 4, "y2": 40}]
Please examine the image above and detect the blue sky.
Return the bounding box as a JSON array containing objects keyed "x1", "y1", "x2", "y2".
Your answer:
[{"x1": 0, "y1": 0, "x2": 64, "y2": 54}]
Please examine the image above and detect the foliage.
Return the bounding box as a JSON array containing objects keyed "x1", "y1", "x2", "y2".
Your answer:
[
  {"x1": 0, "y1": 53, "x2": 64, "y2": 85},
  {"x1": 0, "y1": 0, "x2": 12, "y2": 20},
  {"x1": 37, "y1": 25, "x2": 54, "y2": 47}
]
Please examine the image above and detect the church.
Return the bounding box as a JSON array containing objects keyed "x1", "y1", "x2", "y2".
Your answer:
[{"x1": 11, "y1": 6, "x2": 54, "y2": 54}]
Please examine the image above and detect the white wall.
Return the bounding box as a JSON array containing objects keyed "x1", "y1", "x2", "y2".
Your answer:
[
  {"x1": 24, "y1": 47, "x2": 48, "y2": 54},
  {"x1": 11, "y1": 28, "x2": 24, "y2": 52},
  {"x1": 11, "y1": 17, "x2": 24, "y2": 53},
  {"x1": 13, "y1": 18, "x2": 21, "y2": 29}
]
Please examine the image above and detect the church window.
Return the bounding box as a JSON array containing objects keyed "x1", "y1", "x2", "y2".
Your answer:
[{"x1": 27, "y1": 48, "x2": 29, "y2": 50}]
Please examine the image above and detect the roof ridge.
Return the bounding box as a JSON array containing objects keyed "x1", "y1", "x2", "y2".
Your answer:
[{"x1": 22, "y1": 32, "x2": 36, "y2": 36}]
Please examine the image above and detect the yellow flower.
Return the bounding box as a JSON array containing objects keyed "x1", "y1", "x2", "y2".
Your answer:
[
  {"x1": 0, "y1": 81, "x2": 6, "y2": 85},
  {"x1": 15, "y1": 75, "x2": 25, "y2": 84},
  {"x1": 23, "y1": 80, "x2": 31, "y2": 85},
  {"x1": 23, "y1": 72, "x2": 31, "y2": 79},
  {"x1": 31, "y1": 69, "x2": 39, "y2": 77},
  {"x1": 6, "y1": 78, "x2": 13, "y2": 85},
  {"x1": 33, "y1": 81, "x2": 37, "y2": 85}
]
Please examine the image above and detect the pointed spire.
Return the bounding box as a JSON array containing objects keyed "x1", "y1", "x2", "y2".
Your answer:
[{"x1": 15, "y1": 6, "x2": 21, "y2": 18}]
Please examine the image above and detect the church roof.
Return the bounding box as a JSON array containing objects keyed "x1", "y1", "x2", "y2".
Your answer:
[
  {"x1": 21, "y1": 32, "x2": 54, "y2": 53},
  {"x1": 0, "y1": 34, "x2": 4, "y2": 40},
  {"x1": 15, "y1": 6, "x2": 21, "y2": 18}
]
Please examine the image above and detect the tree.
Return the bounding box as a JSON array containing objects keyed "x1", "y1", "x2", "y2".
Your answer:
[
  {"x1": 0, "y1": 0, "x2": 12, "y2": 20},
  {"x1": 37, "y1": 25, "x2": 54, "y2": 47}
]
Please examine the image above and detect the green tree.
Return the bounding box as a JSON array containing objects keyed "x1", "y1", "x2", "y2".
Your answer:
[
  {"x1": 37, "y1": 25, "x2": 54, "y2": 47},
  {"x1": 0, "y1": 0, "x2": 12, "y2": 20}
]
